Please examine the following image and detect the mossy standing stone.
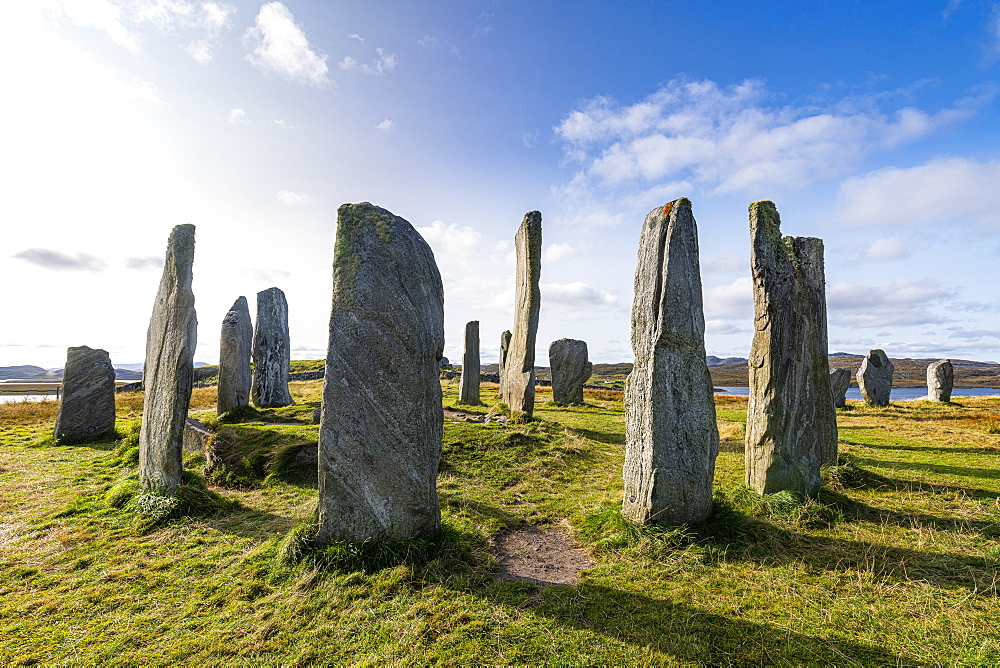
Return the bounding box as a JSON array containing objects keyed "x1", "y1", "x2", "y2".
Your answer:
[
  {"x1": 857, "y1": 349, "x2": 893, "y2": 407},
  {"x1": 745, "y1": 201, "x2": 837, "y2": 497},
  {"x1": 549, "y1": 338, "x2": 592, "y2": 405},
  {"x1": 139, "y1": 224, "x2": 197, "y2": 496},
  {"x1": 251, "y1": 287, "x2": 293, "y2": 408},
  {"x1": 927, "y1": 359, "x2": 953, "y2": 402},
  {"x1": 217, "y1": 296, "x2": 252, "y2": 415},
  {"x1": 498, "y1": 329, "x2": 512, "y2": 394},
  {"x1": 622, "y1": 199, "x2": 719, "y2": 525},
  {"x1": 501, "y1": 211, "x2": 542, "y2": 419},
  {"x1": 458, "y1": 320, "x2": 481, "y2": 405},
  {"x1": 318, "y1": 202, "x2": 445, "y2": 543},
  {"x1": 830, "y1": 368, "x2": 852, "y2": 409},
  {"x1": 53, "y1": 345, "x2": 116, "y2": 444}
]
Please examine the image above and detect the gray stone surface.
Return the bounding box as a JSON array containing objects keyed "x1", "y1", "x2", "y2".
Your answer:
[
  {"x1": 549, "y1": 339, "x2": 592, "y2": 405},
  {"x1": 857, "y1": 349, "x2": 893, "y2": 407},
  {"x1": 251, "y1": 287, "x2": 293, "y2": 408},
  {"x1": 622, "y1": 199, "x2": 719, "y2": 525},
  {"x1": 53, "y1": 346, "x2": 116, "y2": 444},
  {"x1": 139, "y1": 224, "x2": 197, "y2": 496},
  {"x1": 498, "y1": 330, "x2": 512, "y2": 394},
  {"x1": 217, "y1": 296, "x2": 252, "y2": 415},
  {"x1": 927, "y1": 359, "x2": 953, "y2": 402},
  {"x1": 745, "y1": 201, "x2": 837, "y2": 498},
  {"x1": 182, "y1": 417, "x2": 212, "y2": 453},
  {"x1": 458, "y1": 320, "x2": 481, "y2": 405},
  {"x1": 830, "y1": 368, "x2": 852, "y2": 409},
  {"x1": 500, "y1": 212, "x2": 542, "y2": 419},
  {"x1": 318, "y1": 202, "x2": 445, "y2": 543}
]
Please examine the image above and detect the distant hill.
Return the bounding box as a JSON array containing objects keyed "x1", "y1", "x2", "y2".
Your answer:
[{"x1": 0, "y1": 365, "x2": 51, "y2": 380}]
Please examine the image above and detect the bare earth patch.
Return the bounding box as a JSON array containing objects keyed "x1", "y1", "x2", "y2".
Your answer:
[{"x1": 493, "y1": 522, "x2": 597, "y2": 587}]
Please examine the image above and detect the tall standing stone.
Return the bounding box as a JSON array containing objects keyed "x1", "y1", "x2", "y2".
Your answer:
[
  {"x1": 53, "y1": 346, "x2": 116, "y2": 444},
  {"x1": 549, "y1": 338, "x2": 592, "y2": 405},
  {"x1": 458, "y1": 320, "x2": 481, "y2": 405},
  {"x1": 217, "y1": 296, "x2": 252, "y2": 415},
  {"x1": 857, "y1": 349, "x2": 893, "y2": 407},
  {"x1": 498, "y1": 329, "x2": 512, "y2": 394},
  {"x1": 745, "y1": 201, "x2": 837, "y2": 497},
  {"x1": 251, "y1": 287, "x2": 293, "y2": 408},
  {"x1": 318, "y1": 202, "x2": 445, "y2": 543},
  {"x1": 622, "y1": 199, "x2": 719, "y2": 525},
  {"x1": 139, "y1": 224, "x2": 197, "y2": 496},
  {"x1": 927, "y1": 359, "x2": 953, "y2": 402},
  {"x1": 501, "y1": 211, "x2": 542, "y2": 419},
  {"x1": 830, "y1": 368, "x2": 852, "y2": 409}
]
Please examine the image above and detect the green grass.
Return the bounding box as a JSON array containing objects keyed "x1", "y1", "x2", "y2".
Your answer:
[{"x1": 1, "y1": 380, "x2": 999, "y2": 663}]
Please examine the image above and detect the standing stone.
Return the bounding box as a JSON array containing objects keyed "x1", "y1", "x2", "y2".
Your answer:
[
  {"x1": 857, "y1": 349, "x2": 893, "y2": 407},
  {"x1": 927, "y1": 359, "x2": 953, "y2": 402},
  {"x1": 317, "y1": 202, "x2": 445, "y2": 543},
  {"x1": 251, "y1": 287, "x2": 293, "y2": 408},
  {"x1": 501, "y1": 212, "x2": 542, "y2": 419},
  {"x1": 745, "y1": 201, "x2": 837, "y2": 498},
  {"x1": 458, "y1": 321, "x2": 481, "y2": 405},
  {"x1": 498, "y1": 330, "x2": 512, "y2": 394},
  {"x1": 549, "y1": 339, "x2": 592, "y2": 405},
  {"x1": 830, "y1": 368, "x2": 852, "y2": 409},
  {"x1": 622, "y1": 199, "x2": 719, "y2": 525},
  {"x1": 53, "y1": 346, "x2": 116, "y2": 444},
  {"x1": 139, "y1": 224, "x2": 197, "y2": 496},
  {"x1": 217, "y1": 296, "x2": 252, "y2": 415}
]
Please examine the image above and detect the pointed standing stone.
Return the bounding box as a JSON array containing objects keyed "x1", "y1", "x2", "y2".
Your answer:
[
  {"x1": 622, "y1": 199, "x2": 719, "y2": 525},
  {"x1": 830, "y1": 368, "x2": 852, "y2": 409},
  {"x1": 501, "y1": 211, "x2": 542, "y2": 420},
  {"x1": 53, "y1": 346, "x2": 116, "y2": 444},
  {"x1": 318, "y1": 202, "x2": 445, "y2": 543},
  {"x1": 139, "y1": 224, "x2": 197, "y2": 496},
  {"x1": 217, "y1": 296, "x2": 252, "y2": 415},
  {"x1": 857, "y1": 349, "x2": 893, "y2": 407},
  {"x1": 458, "y1": 320, "x2": 481, "y2": 405},
  {"x1": 549, "y1": 338, "x2": 592, "y2": 405},
  {"x1": 251, "y1": 287, "x2": 293, "y2": 408},
  {"x1": 745, "y1": 201, "x2": 837, "y2": 497},
  {"x1": 498, "y1": 329, "x2": 512, "y2": 394},
  {"x1": 927, "y1": 359, "x2": 953, "y2": 402}
]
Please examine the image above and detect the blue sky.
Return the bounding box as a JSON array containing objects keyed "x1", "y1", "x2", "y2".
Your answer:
[{"x1": 2, "y1": 0, "x2": 999, "y2": 369}]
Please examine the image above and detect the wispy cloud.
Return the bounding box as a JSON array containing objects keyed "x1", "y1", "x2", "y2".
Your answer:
[
  {"x1": 276, "y1": 190, "x2": 310, "y2": 206},
  {"x1": 348, "y1": 33, "x2": 364, "y2": 42},
  {"x1": 244, "y1": 2, "x2": 329, "y2": 86},
  {"x1": 373, "y1": 118, "x2": 395, "y2": 132},
  {"x1": 13, "y1": 248, "x2": 107, "y2": 271},
  {"x1": 703, "y1": 276, "x2": 753, "y2": 320},
  {"x1": 339, "y1": 47, "x2": 397, "y2": 75},
  {"x1": 46, "y1": 0, "x2": 140, "y2": 52},
  {"x1": 543, "y1": 242, "x2": 575, "y2": 263},
  {"x1": 227, "y1": 107, "x2": 245, "y2": 124},
  {"x1": 827, "y1": 278, "x2": 955, "y2": 328},
  {"x1": 124, "y1": 256, "x2": 163, "y2": 270},
  {"x1": 863, "y1": 238, "x2": 910, "y2": 261},
  {"x1": 542, "y1": 282, "x2": 618, "y2": 310}
]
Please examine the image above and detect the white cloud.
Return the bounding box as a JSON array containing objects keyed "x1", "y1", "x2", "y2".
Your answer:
[
  {"x1": 543, "y1": 242, "x2": 575, "y2": 263},
  {"x1": 374, "y1": 118, "x2": 395, "y2": 132},
  {"x1": 46, "y1": 0, "x2": 140, "y2": 52},
  {"x1": 826, "y1": 278, "x2": 954, "y2": 327},
  {"x1": 701, "y1": 253, "x2": 745, "y2": 274},
  {"x1": 415, "y1": 220, "x2": 481, "y2": 259},
  {"x1": 273, "y1": 119, "x2": 294, "y2": 129},
  {"x1": 522, "y1": 130, "x2": 538, "y2": 148},
  {"x1": 244, "y1": 2, "x2": 329, "y2": 86},
  {"x1": 12, "y1": 248, "x2": 107, "y2": 271},
  {"x1": 128, "y1": 0, "x2": 237, "y2": 64},
  {"x1": 864, "y1": 238, "x2": 910, "y2": 261},
  {"x1": 348, "y1": 33, "x2": 364, "y2": 42},
  {"x1": 227, "y1": 107, "x2": 245, "y2": 124},
  {"x1": 339, "y1": 47, "x2": 397, "y2": 75},
  {"x1": 276, "y1": 190, "x2": 310, "y2": 206},
  {"x1": 541, "y1": 282, "x2": 618, "y2": 310},
  {"x1": 703, "y1": 276, "x2": 753, "y2": 320},
  {"x1": 417, "y1": 34, "x2": 439, "y2": 50}
]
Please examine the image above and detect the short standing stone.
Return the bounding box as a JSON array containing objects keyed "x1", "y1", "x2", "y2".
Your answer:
[
  {"x1": 458, "y1": 321, "x2": 481, "y2": 405},
  {"x1": 745, "y1": 201, "x2": 837, "y2": 498},
  {"x1": 498, "y1": 330, "x2": 512, "y2": 394},
  {"x1": 857, "y1": 349, "x2": 893, "y2": 407},
  {"x1": 927, "y1": 359, "x2": 953, "y2": 402},
  {"x1": 622, "y1": 199, "x2": 719, "y2": 525},
  {"x1": 549, "y1": 339, "x2": 592, "y2": 405},
  {"x1": 251, "y1": 287, "x2": 293, "y2": 408},
  {"x1": 317, "y1": 202, "x2": 445, "y2": 543},
  {"x1": 830, "y1": 368, "x2": 852, "y2": 409},
  {"x1": 501, "y1": 212, "x2": 542, "y2": 419},
  {"x1": 53, "y1": 346, "x2": 116, "y2": 444},
  {"x1": 217, "y1": 296, "x2": 252, "y2": 415},
  {"x1": 139, "y1": 224, "x2": 197, "y2": 496}
]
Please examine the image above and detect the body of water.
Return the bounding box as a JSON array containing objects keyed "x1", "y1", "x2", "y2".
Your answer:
[
  {"x1": 0, "y1": 394, "x2": 58, "y2": 404},
  {"x1": 715, "y1": 386, "x2": 1000, "y2": 400}
]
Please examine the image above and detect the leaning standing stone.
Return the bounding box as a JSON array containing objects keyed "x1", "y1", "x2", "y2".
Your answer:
[
  {"x1": 498, "y1": 329, "x2": 512, "y2": 394},
  {"x1": 217, "y1": 296, "x2": 252, "y2": 415},
  {"x1": 927, "y1": 359, "x2": 953, "y2": 402},
  {"x1": 139, "y1": 224, "x2": 197, "y2": 496},
  {"x1": 317, "y1": 202, "x2": 445, "y2": 543},
  {"x1": 251, "y1": 287, "x2": 293, "y2": 408},
  {"x1": 830, "y1": 368, "x2": 852, "y2": 409},
  {"x1": 549, "y1": 339, "x2": 592, "y2": 405},
  {"x1": 857, "y1": 349, "x2": 893, "y2": 407},
  {"x1": 458, "y1": 320, "x2": 481, "y2": 405},
  {"x1": 53, "y1": 346, "x2": 116, "y2": 444},
  {"x1": 622, "y1": 199, "x2": 719, "y2": 525},
  {"x1": 745, "y1": 201, "x2": 837, "y2": 497},
  {"x1": 501, "y1": 212, "x2": 542, "y2": 419}
]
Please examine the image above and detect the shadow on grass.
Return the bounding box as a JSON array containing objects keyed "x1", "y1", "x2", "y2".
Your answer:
[
  {"x1": 856, "y1": 442, "x2": 1000, "y2": 456},
  {"x1": 853, "y1": 454, "x2": 1000, "y2": 481},
  {"x1": 567, "y1": 426, "x2": 625, "y2": 446},
  {"x1": 820, "y1": 489, "x2": 1000, "y2": 538}
]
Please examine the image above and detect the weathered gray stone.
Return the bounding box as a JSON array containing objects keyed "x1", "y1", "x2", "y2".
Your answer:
[
  {"x1": 830, "y1": 368, "x2": 852, "y2": 409},
  {"x1": 311, "y1": 406, "x2": 322, "y2": 424},
  {"x1": 745, "y1": 201, "x2": 837, "y2": 498},
  {"x1": 501, "y1": 212, "x2": 542, "y2": 419},
  {"x1": 139, "y1": 224, "x2": 197, "y2": 496},
  {"x1": 498, "y1": 330, "x2": 512, "y2": 394},
  {"x1": 927, "y1": 359, "x2": 953, "y2": 402},
  {"x1": 439, "y1": 357, "x2": 450, "y2": 368},
  {"x1": 251, "y1": 287, "x2": 293, "y2": 408},
  {"x1": 857, "y1": 349, "x2": 893, "y2": 407},
  {"x1": 622, "y1": 199, "x2": 719, "y2": 525},
  {"x1": 53, "y1": 346, "x2": 116, "y2": 444},
  {"x1": 549, "y1": 339, "x2": 592, "y2": 405},
  {"x1": 217, "y1": 296, "x2": 252, "y2": 415},
  {"x1": 182, "y1": 417, "x2": 212, "y2": 453},
  {"x1": 317, "y1": 202, "x2": 445, "y2": 543},
  {"x1": 458, "y1": 321, "x2": 481, "y2": 405}
]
